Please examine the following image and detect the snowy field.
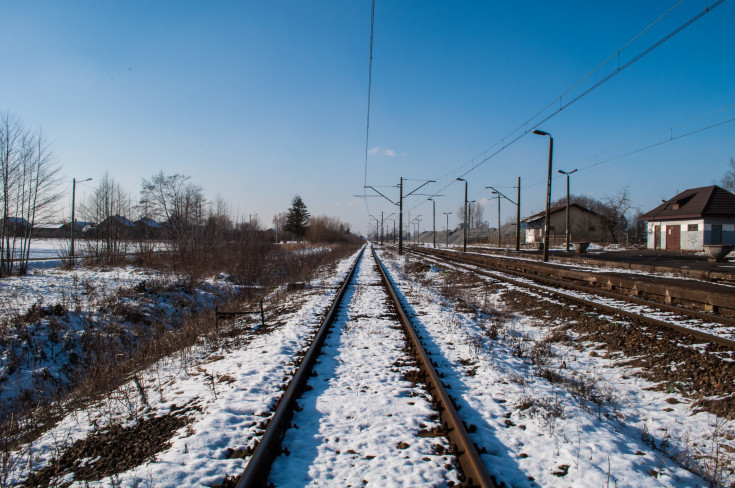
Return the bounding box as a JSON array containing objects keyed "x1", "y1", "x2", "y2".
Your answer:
[
  {"x1": 4, "y1": 244, "x2": 733, "y2": 486},
  {"x1": 6, "y1": 248, "x2": 363, "y2": 487},
  {"x1": 378, "y1": 248, "x2": 731, "y2": 487}
]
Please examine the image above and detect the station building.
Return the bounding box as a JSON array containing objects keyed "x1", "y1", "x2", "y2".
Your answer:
[{"x1": 641, "y1": 185, "x2": 735, "y2": 251}]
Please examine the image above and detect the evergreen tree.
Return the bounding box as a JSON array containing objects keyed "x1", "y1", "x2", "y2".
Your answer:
[{"x1": 285, "y1": 195, "x2": 309, "y2": 241}]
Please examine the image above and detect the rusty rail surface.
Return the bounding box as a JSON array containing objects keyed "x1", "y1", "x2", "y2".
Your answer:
[
  {"x1": 371, "y1": 247, "x2": 497, "y2": 488},
  {"x1": 235, "y1": 246, "x2": 365, "y2": 487},
  {"x1": 408, "y1": 246, "x2": 735, "y2": 350}
]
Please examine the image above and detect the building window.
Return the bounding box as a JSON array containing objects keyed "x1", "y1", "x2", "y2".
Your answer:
[{"x1": 688, "y1": 224, "x2": 698, "y2": 231}]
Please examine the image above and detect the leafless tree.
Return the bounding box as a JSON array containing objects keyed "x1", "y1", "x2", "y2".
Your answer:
[
  {"x1": 272, "y1": 211, "x2": 287, "y2": 242},
  {"x1": 0, "y1": 113, "x2": 62, "y2": 275},
  {"x1": 721, "y1": 158, "x2": 735, "y2": 192},
  {"x1": 81, "y1": 172, "x2": 132, "y2": 263},
  {"x1": 455, "y1": 202, "x2": 484, "y2": 229},
  {"x1": 140, "y1": 172, "x2": 205, "y2": 253}
]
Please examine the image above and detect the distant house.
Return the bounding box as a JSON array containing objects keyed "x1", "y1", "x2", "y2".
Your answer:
[
  {"x1": 60, "y1": 221, "x2": 94, "y2": 235},
  {"x1": 34, "y1": 223, "x2": 66, "y2": 238},
  {"x1": 134, "y1": 218, "x2": 162, "y2": 239},
  {"x1": 2, "y1": 217, "x2": 31, "y2": 236},
  {"x1": 521, "y1": 203, "x2": 612, "y2": 244},
  {"x1": 641, "y1": 185, "x2": 735, "y2": 251},
  {"x1": 95, "y1": 215, "x2": 136, "y2": 239}
]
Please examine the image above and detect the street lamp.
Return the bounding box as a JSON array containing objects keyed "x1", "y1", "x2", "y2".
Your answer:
[
  {"x1": 70, "y1": 177, "x2": 92, "y2": 262},
  {"x1": 490, "y1": 191, "x2": 501, "y2": 249},
  {"x1": 557, "y1": 168, "x2": 577, "y2": 252},
  {"x1": 443, "y1": 212, "x2": 452, "y2": 248},
  {"x1": 532, "y1": 130, "x2": 553, "y2": 262},
  {"x1": 456, "y1": 178, "x2": 468, "y2": 252},
  {"x1": 428, "y1": 198, "x2": 437, "y2": 248},
  {"x1": 487, "y1": 182, "x2": 521, "y2": 251}
]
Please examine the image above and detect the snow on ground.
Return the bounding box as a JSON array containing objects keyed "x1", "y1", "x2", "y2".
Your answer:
[
  {"x1": 7, "y1": 244, "x2": 733, "y2": 487},
  {"x1": 270, "y1": 250, "x2": 459, "y2": 487},
  {"x1": 0, "y1": 264, "x2": 160, "y2": 321},
  {"x1": 420, "y1": 254, "x2": 735, "y2": 343},
  {"x1": 8, "y1": 248, "x2": 363, "y2": 487},
  {"x1": 377, "y1": 248, "x2": 729, "y2": 487}
]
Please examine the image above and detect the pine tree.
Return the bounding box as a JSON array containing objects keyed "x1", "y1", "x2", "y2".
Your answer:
[{"x1": 285, "y1": 195, "x2": 309, "y2": 241}]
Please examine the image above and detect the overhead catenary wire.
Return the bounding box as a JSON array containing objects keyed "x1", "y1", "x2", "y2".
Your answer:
[
  {"x1": 409, "y1": 102, "x2": 735, "y2": 215},
  {"x1": 423, "y1": 0, "x2": 725, "y2": 203}
]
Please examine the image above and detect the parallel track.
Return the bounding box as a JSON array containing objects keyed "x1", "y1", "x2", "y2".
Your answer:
[
  {"x1": 235, "y1": 246, "x2": 496, "y2": 487},
  {"x1": 407, "y1": 246, "x2": 735, "y2": 350}
]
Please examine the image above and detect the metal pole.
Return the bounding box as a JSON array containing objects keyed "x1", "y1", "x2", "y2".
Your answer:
[
  {"x1": 399, "y1": 177, "x2": 404, "y2": 254},
  {"x1": 70, "y1": 178, "x2": 77, "y2": 261},
  {"x1": 381, "y1": 210, "x2": 384, "y2": 245},
  {"x1": 565, "y1": 173, "x2": 570, "y2": 252},
  {"x1": 431, "y1": 199, "x2": 436, "y2": 248},
  {"x1": 516, "y1": 177, "x2": 521, "y2": 251},
  {"x1": 457, "y1": 178, "x2": 467, "y2": 252},
  {"x1": 544, "y1": 136, "x2": 554, "y2": 262},
  {"x1": 533, "y1": 130, "x2": 553, "y2": 262},
  {"x1": 497, "y1": 195, "x2": 501, "y2": 249}
]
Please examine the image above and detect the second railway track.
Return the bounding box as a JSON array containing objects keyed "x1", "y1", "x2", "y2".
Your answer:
[{"x1": 406, "y1": 246, "x2": 735, "y2": 349}]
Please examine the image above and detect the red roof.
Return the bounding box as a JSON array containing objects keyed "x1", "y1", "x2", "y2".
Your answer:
[
  {"x1": 521, "y1": 203, "x2": 599, "y2": 224},
  {"x1": 641, "y1": 185, "x2": 735, "y2": 221}
]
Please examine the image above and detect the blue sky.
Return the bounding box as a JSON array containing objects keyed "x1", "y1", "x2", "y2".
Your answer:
[{"x1": 2, "y1": 1, "x2": 733, "y2": 235}]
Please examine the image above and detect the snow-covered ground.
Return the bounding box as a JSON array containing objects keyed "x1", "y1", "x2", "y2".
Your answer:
[
  {"x1": 5, "y1": 244, "x2": 733, "y2": 487},
  {"x1": 6, "y1": 248, "x2": 364, "y2": 487},
  {"x1": 378, "y1": 248, "x2": 731, "y2": 487}
]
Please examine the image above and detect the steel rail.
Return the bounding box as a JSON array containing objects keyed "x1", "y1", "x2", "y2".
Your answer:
[
  {"x1": 408, "y1": 247, "x2": 735, "y2": 350},
  {"x1": 371, "y1": 247, "x2": 497, "y2": 488},
  {"x1": 235, "y1": 246, "x2": 365, "y2": 488},
  {"x1": 416, "y1": 247, "x2": 735, "y2": 323}
]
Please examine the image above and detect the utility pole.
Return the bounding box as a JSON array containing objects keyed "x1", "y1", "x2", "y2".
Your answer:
[
  {"x1": 456, "y1": 178, "x2": 468, "y2": 252},
  {"x1": 487, "y1": 185, "x2": 519, "y2": 252},
  {"x1": 70, "y1": 177, "x2": 92, "y2": 263},
  {"x1": 496, "y1": 194, "x2": 501, "y2": 248},
  {"x1": 516, "y1": 177, "x2": 521, "y2": 252},
  {"x1": 444, "y1": 212, "x2": 451, "y2": 248},
  {"x1": 558, "y1": 169, "x2": 577, "y2": 252},
  {"x1": 533, "y1": 130, "x2": 554, "y2": 262}
]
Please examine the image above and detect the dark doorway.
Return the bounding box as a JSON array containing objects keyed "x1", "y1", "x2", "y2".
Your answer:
[
  {"x1": 654, "y1": 226, "x2": 661, "y2": 249},
  {"x1": 711, "y1": 224, "x2": 723, "y2": 245},
  {"x1": 666, "y1": 225, "x2": 680, "y2": 251}
]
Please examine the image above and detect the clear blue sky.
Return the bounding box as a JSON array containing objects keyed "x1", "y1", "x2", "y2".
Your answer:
[{"x1": 2, "y1": 1, "x2": 734, "y2": 235}]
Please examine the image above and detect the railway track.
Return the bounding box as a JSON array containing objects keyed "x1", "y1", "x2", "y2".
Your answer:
[
  {"x1": 234, "y1": 246, "x2": 496, "y2": 487},
  {"x1": 406, "y1": 246, "x2": 735, "y2": 350}
]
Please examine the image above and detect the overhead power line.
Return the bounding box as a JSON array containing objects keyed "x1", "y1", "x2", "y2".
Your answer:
[{"x1": 428, "y1": 0, "x2": 725, "y2": 197}]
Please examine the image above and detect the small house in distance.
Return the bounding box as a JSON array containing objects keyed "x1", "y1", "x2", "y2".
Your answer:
[
  {"x1": 641, "y1": 185, "x2": 735, "y2": 250},
  {"x1": 521, "y1": 203, "x2": 612, "y2": 245}
]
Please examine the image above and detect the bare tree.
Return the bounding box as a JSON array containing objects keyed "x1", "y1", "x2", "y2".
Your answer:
[
  {"x1": 455, "y1": 202, "x2": 484, "y2": 229},
  {"x1": 721, "y1": 158, "x2": 735, "y2": 192},
  {"x1": 140, "y1": 172, "x2": 205, "y2": 253},
  {"x1": 0, "y1": 114, "x2": 62, "y2": 275},
  {"x1": 272, "y1": 211, "x2": 287, "y2": 242},
  {"x1": 81, "y1": 172, "x2": 131, "y2": 263}
]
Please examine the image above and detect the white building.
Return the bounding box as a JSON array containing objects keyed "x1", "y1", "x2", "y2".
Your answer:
[{"x1": 641, "y1": 185, "x2": 735, "y2": 251}]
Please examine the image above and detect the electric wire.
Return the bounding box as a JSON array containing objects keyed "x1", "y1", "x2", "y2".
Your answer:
[{"x1": 424, "y1": 0, "x2": 725, "y2": 202}]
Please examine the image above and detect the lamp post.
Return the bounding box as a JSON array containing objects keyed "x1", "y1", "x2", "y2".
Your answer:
[
  {"x1": 370, "y1": 215, "x2": 380, "y2": 242},
  {"x1": 456, "y1": 178, "x2": 468, "y2": 252},
  {"x1": 428, "y1": 198, "x2": 437, "y2": 248},
  {"x1": 532, "y1": 130, "x2": 553, "y2": 262},
  {"x1": 443, "y1": 212, "x2": 451, "y2": 248},
  {"x1": 487, "y1": 185, "x2": 520, "y2": 252},
  {"x1": 70, "y1": 177, "x2": 92, "y2": 262},
  {"x1": 490, "y1": 192, "x2": 501, "y2": 248},
  {"x1": 557, "y1": 168, "x2": 577, "y2": 252}
]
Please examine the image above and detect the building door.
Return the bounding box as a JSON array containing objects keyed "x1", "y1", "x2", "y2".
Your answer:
[
  {"x1": 712, "y1": 224, "x2": 723, "y2": 245},
  {"x1": 666, "y1": 225, "x2": 680, "y2": 251},
  {"x1": 654, "y1": 225, "x2": 661, "y2": 250}
]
